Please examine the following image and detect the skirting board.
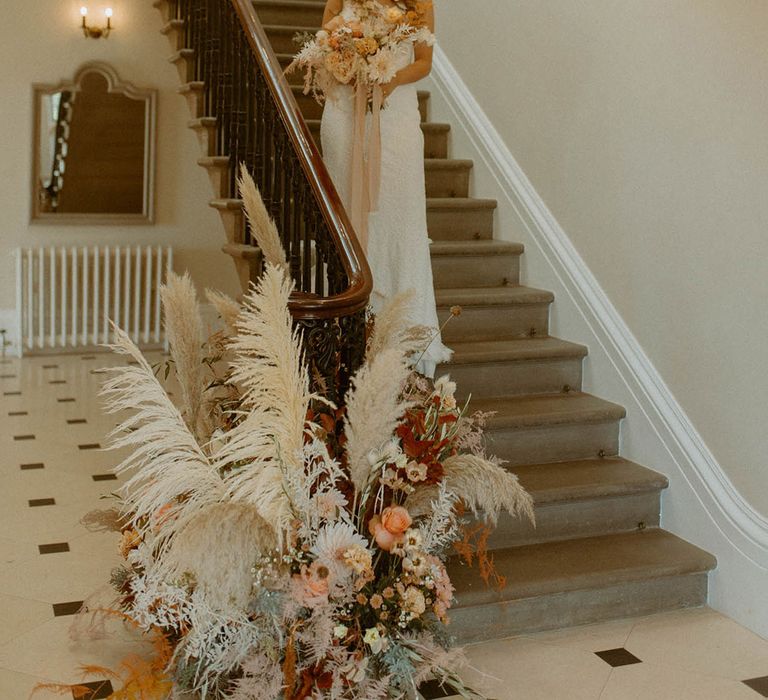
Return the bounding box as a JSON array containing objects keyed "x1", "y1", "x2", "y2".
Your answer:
[{"x1": 426, "y1": 46, "x2": 768, "y2": 638}]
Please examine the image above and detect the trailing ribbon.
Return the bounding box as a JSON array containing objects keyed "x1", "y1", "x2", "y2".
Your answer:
[{"x1": 348, "y1": 82, "x2": 384, "y2": 253}]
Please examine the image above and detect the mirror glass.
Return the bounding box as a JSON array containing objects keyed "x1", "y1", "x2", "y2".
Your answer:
[{"x1": 32, "y1": 62, "x2": 156, "y2": 224}]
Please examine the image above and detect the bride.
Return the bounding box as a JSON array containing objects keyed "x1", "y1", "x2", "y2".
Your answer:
[{"x1": 319, "y1": 0, "x2": 452, "y2": 378}]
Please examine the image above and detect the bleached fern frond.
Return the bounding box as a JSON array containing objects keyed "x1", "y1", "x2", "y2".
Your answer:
[
  {"x1": 161, "y1": 272, "x2": 208, "y2": 438},
  {"x1": 216, "y1": 265, "x2": 313, "y2": 534},
  {"x1": 238, "y1": 165, "x2": 288, "y2": 270},
  {"x1": 101, "y1": 326, "x2": 226, "y2": 547},
  {"x1": 205, "y1": 288, "x2": 242, "y2": 335},
  {"x1": 344, "y1": 347, "x2": 412, "y2": 493},
  {"x1": 442, "y1": 453, "x2": 534, "y2": 525},
  {"x1": 419, "y1": 482, "x2": 460, "y2": 554},
  {"x1": 156, "y1": 503, "x2": 276, "y2": 611}
]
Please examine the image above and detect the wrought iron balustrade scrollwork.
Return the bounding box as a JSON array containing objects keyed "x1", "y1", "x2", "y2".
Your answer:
[{"x1": 163, "y1": 0, "x2": 373, "y2": 397}]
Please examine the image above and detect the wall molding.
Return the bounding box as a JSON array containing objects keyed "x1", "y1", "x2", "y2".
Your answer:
[{"x1": 429, "y1": 44, "x2": 768, "y2": 580}]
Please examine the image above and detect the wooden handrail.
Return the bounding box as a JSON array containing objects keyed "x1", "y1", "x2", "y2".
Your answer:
[{"x1": 231, "y1": 0, "x2": 373, "y2": 320}]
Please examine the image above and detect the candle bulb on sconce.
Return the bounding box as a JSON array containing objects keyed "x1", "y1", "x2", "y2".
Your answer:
[{"x1": 80, "y1": 6, "x2": 114, "y2": 39}]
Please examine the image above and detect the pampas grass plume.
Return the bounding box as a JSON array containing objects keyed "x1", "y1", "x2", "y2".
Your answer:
[
  {"x1": 238, "y1": 165, "x2": 288, "y2": 270},
  {"x1": 161, "y1": 272, "x2": 208, "y2": 438},
  {"x1": 344, "y1": 347, "x2": 412, "y2": 492},
  {"x1": 205, "y1": 288, "x2": 242, "y2": 335}
]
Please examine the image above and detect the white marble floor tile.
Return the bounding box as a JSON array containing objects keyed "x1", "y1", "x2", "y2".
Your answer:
[
  {"x1": 599, "y1": 660, "x2": 760, "y2": 700},
  {"x1": 463, "y1": 637, "x2": 613, "y2": 700},
  {"x1": 624, "y1": 607, "x2": 768, "y2": 683}
]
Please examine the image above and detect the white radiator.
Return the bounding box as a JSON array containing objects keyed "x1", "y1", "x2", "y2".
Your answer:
[{"x1": 15, "y1": 245, "x2": 172, "y2": 355}]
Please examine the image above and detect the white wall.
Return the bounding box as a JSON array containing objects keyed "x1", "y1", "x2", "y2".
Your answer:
[
  {"x1": 0, "y1": 0, "x2": 239, "y2": 351},
  {"x1": 425, "y1": 1, "x2": 768, "y2": 637},
  {"x1": 433, "y1": 0, "x2": 768, "y2": 516}
]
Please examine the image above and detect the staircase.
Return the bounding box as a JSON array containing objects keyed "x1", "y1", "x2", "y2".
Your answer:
[{"x1": 154, "y1": 0, "x2": 716, "y2": 643}]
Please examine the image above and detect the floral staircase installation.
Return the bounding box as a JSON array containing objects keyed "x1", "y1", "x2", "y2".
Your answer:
[{"x1": 151, "y1": 0, "x2": 716, "y2": 644}]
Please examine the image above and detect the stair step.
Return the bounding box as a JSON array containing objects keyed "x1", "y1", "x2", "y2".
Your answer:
[
  {"x1": 436, "y1": 285, "x2": 553, "y2": 341},
  {"x1": 470, "y1": 392, "x2": 625, "y2": 466},
  {"x1": 305, "y1": 118, "x2": 450, "y2": 159},
  {"x1": 427, "y1": 197, "x2": 497, "y2": 241},
  {"x1": 263, "y1": 23, "x2": 320, "y2": 54},
  {"x1": 188, "y1": 117, "x2": 218, "y2": 156},
  {"x1": 488, "y1": 458, "x2": 668, "y2": 549},
  {"x1": 424, "y1": 158, "x2": 472, "y2": 198},
  {"x1": 441, "y1": 337, "x2": 586, "y2": 397},
  {"x1": 168, "y1": 48, "x2": 195, "y2": 82},
  {"x1": 198, "y1": 155, "x2": 232, "y2": 198},
  {"x1": 430, "y1": 239, "x2": 522, "y2": 289},
  {"x1": 449, "y1": 529, "x2": 716, "y2": 641},
  {"x1": 177, "y1": 81, "x2": 205, "y2": 117},
  {"x1": 253, "y1": 0, "x2": 325, "y2": 26}
]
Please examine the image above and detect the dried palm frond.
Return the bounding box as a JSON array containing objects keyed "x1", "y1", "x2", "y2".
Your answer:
[
  {"x1": 205, "y1": 288, "x2": 242, "y2": 335},
  {"x1": 344, "y1": 347, "x2": 412, "y2": 493},
  {"x1": 410, "y1": 453, "x2": 534, "y2": 525},
  {"x1": 156, "y1": 503, "x2": 276, "y2": 611},
  {"x1": 101, "y1": 326, "x2": 226, "y2": 548},
  {"x1": 160, "y1": 272, "x2": 209, "y2": 439},
  {"x1": 217, "y1": 264, "x2": 313, "y2": 534},
  {"x1": 238, "y1": 165, "x2": 288, "y2": 270}
]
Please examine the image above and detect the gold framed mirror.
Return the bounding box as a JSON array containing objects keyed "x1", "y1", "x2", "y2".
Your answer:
[{"x1": 31, "y1": 62, "x2": 157, "y2": 225}]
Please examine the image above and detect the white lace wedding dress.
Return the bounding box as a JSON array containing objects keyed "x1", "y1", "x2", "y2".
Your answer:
[{"x1": 320, "y1": 1, "x2": 452, "y2": 378}]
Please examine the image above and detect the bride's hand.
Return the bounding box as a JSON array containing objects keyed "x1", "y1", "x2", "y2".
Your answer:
[{"x1": 381, "y1": 80, "x2": 398, "y2": 101}]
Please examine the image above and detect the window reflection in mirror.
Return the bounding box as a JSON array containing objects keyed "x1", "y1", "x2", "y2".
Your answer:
[{"x1": 33, "y1": 63, "x2": 156, "y2": 224}]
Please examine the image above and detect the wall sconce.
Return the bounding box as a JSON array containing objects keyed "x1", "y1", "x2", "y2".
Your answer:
[{"x1": 80, "y1": 7, "x2": 113, "y2": 39}]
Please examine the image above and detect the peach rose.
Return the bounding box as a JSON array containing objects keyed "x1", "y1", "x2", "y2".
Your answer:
[
  {"x1": 368, "y1": 507, "x2": 413, "y2": 551},
  {"x1": 381, "y1": 506, "x2": 412, "y2": 535}
]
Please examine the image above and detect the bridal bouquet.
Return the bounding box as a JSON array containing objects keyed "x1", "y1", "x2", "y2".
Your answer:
[
  {"x1": 289, "y1": 0, "x2": 435, "y2": 103},
  {"x1": 42, "y1": 172, "x2": 532, "y2": 700}
]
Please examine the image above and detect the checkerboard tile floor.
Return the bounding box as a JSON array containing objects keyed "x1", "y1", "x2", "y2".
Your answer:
[{"x1": 1, "y1": 352, "x2": 768, "y2": 700}]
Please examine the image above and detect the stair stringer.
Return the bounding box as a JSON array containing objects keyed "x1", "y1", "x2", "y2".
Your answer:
[{"x1": 424, "y1": 46, "x2": 768, "y2": 639}]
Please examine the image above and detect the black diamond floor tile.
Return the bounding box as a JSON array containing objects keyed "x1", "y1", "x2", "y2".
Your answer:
[
  {"x1": 419, "y1": 679, "x2": 457, "y2": 699},
  {"x1": 20, "y1": 463, "x2": 45, "y2": 470},
  {"x1": 73, "y1": 679, "x2": 114, "y2": 699},
  {"x1": 38, "y1": 542, "x2": 70, "y2": 554},
  {"x1": 14, "y1": 434, "x2": 35, "y2": 440},
  {"x1": 9, "y1": 410, "x2": 28, "y2": 416},
  {"x1": 78, "y1": 443, "x2": 101, "y2": 450},
  {"x1": 29, "y1": 498, "x2": 56, "y2": 507},
  {"x1": 744, "y1": 676, "x2": 768, "y2": 697},
  {"x1": 595, "y1": 648, "x2": 642, "y2": 667},
  {"x1": 92, "y1": 474, "x2": 118, "y2": 482},
  {"x1": 52, "y1": 600, "x2": 84, "y2": 617}
]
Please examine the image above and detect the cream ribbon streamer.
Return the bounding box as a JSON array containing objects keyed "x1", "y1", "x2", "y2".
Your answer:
[{"x1": 348, "y1": 83, "x2": 383, "y2": 253}]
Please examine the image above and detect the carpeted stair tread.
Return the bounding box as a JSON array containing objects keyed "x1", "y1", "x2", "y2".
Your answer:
[
  {"x1": 427, "y1": 197, "x2": 497, "y2": 210},
  {"x1": 514, "y1": 457, "x2": 669, "y2": 506},
  {"x1": 447, "y1": 337, "x2": 586, "y2": 364},
  {"x1": 470, "y1": 392, "x2": 626, "y2": 429},
  {"x1": 430, "y1": 240, "x2": 523, "y2": 257},
  {"x1": 435, "y1": 285, "x2": 554, "y2": 307},
  {"x1": 449, "y1": 529, "x2": 717, "y2": 609}
]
